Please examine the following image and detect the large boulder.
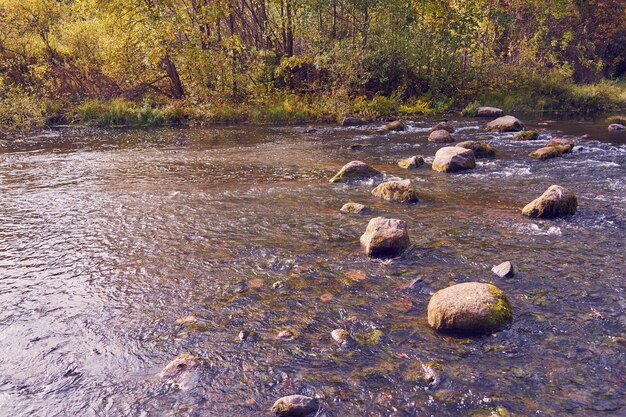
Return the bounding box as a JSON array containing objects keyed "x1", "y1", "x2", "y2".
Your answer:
[
  {"x1": 428, "y1": 129, "x2": 455, "y2": 143},
  {"x1": 484, "y1": 116, "x2": 525, "y2": 132},
  {"x1": 383, "y1": 120, "x2": 405, "y2": 131},
  {"x1": 371, "y1": 179, "x2": 419, "y2": 203},
  {"x1": 398, "y1": 155, "x2": 425, "y2": 169},
  {"x1": 476, "y1": 107, "x2": 504, "y2": 117},
  {"x1": 427, "y1": 282, "x2": 512, "y2": 335},
  {"x1": 431, "y1": 121, "x2": 454, "y2": 133},
  {"x1": 522, "y1": 185, "x2": 577, "y2": 219},
  {"x1": 329, "y1": 161, "x2": 380, "y2": 183},
  {"x1": 528, "y1": 145, "x2": 571, "y2": 160},
  {"x1": 360, "y1": 217, "x2": 410, "y2": 258},
  {"x1": 271, "y1": 395, "x2": 320, "y2": 417},
  {"x1": 608, "y1": 123, "x2": 625, "y2": 133},
  {"x1": 341, "y1": 116, "x2": 364, "y2": 127},
  {"x1": 432, "y1": 147, "x2": 476, "y2": 173},
  {"x1": 455, "y1": 141, "x2": 496, "y2": 158}
]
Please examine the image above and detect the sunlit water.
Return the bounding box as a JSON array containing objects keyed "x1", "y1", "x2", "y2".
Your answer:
[{"x1": 0, "y1": 117, "x2": 624, "y2": 416}]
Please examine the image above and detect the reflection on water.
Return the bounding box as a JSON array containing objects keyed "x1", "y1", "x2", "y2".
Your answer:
[{"x1": 0, "y1": 118, "x2": 625, "y2": 416}]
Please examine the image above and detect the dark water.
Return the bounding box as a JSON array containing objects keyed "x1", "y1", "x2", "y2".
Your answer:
[{"x1": 0, "y1": 117, "x2": 624, "y2": 416}]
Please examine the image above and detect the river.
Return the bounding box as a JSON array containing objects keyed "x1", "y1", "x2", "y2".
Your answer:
[{"x1": 0, "y1": 117, "x2": 624, "y2": 416}]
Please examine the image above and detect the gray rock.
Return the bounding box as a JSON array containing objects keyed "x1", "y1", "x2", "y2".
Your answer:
[
  {"x1": 331, "y1": 329, "x2": 354, "y2": 347},
  {"x1": 371, "y1": 179, "x2": 419, "y2": 203},
  {"x1": 608, "y1": 123, "x2": 625, "y2": 133},
  {"x1": 432, "y1": 146, "x2": 476, "y2": 173},
  {"x1": 329, "y1": 161, "x2": 380, "y2": 183},
  {"x1": 427, "y1": 282, "x2": 512, "y2": 334},
  {"x1": 428, "y1": 129, "x2": 454, "y2": 143},
  {"x1": 340, "y1": 202, "x2": 368, "y2": 214},
  {"x1": 455, "y1": 140, "x2": 496, "y2": 158},
  {"x1": 342, "y1": 116, "x2": 364, "y2": 127},
  {"x1": 360, "y1": 217, "x2": 410, "y2": 258},
  {"x1": 484, "y1": 115, "x2": 525, "y2": 132},
  {"x1": 160, "y1": 354, "x2": 205, "y2": 387},
  {"x1": 383, "y1": 120, "x2": 405, "y2": 131},
  {"x1": 476, "y1": 107, "x2": 504, "y2": 117},
  {"x1": 431, "y1": 121, "x2": 454, "y2": 132},
  {"x1": 271, "y1": 395, "x2": 320, "y2": 417},
  {"x1": 492, "y1": 261, "x2": 514, "y2": 278}
]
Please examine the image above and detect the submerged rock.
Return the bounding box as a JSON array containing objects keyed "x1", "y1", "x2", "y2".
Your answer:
[
  {"x1": 608, "y1": 123, "x2": 625, "y2": 133},
  {"x1": 455, "y1": 141, "x2": 496, "y2": 158},
  {"x1": 514, "y1": 130, "x2": 539, "y2": 141},
  {"x1": 528, "y1": 145, "x2": 571, "y2": 160},
  {"x1": 271, "y1": 395, "x2": 320, "y2": 417},
  {"x1": 484, "y1": 115, "x2": 525, "y2": 132},
  {"x1": 277, "y1": 329, "x2": 295, "y2": 340},
  {"x1": 340, "y1": 202, "x2": 368, "y2": 214},
  {"x1": 522, "y1": 185, "x2": 577, "y2": 219},
  {"x1": 427, "y1": 282, "x2": 513, "y2": 335},
  {"x1": 398, "y1": 155, "x2": 425, "y2": 169},
  {"x1": 383, "y1": 120, "x2": 405, "y2": 132},
  {"x1": 492, "y1": 261, "x2": 514, "y2": 278},
  {"x1": 476, "y1": 107, "x2": 504, "y2": 117},
  {"x1": 331, "y1": 329, "x2": 354, "y2": 347},
  {"x1": 431, "y1": 121, "x2": 454, "y2": 133},
  {"x1": 546, "y1": 137, "x2": 575, "y2": 150},
  {"x1": 329, "y1": 161, "x2": 380, "y2": 183},
  {"x1": 160, "y1": 354, "x2": 205, "y2": 386},
  {"x1": 371, "y1": 179, "x2": 419, "y2": 203},
  {"x1": 342, "y1": 116, "x2": 364, "y2": 127},
  {"x1": 432, "y1": 146, "x2": 476, "y2": 173},
  {"x1": 428, "y1": 129, "x2": 454, "y2": 143},
  {"x1": 360, "y1": 217, "x2": 410, "y2": 258}
]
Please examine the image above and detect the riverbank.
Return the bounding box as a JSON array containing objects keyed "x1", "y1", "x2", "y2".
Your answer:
[{"x1": 1, "y1": 79, "x2": 625, "y2": 135}]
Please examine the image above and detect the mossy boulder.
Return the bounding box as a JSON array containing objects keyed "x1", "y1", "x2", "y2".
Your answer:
[
  {"x1": 455, "y1": 141, "x2": 496, "y2": 158},
  {"x1": 398, "y1": 155, "x2": 425, "y2": 169},
  {"x1": 432, "y1": 146, "x2": 476, "y2": 173},
  {"x1": 427, "y1": 282, "x2": 513, "y2": 335},
  {"x1": 340, "y1": 202, "x2": 368, "y2": 214},
  {"x1": 271, "y1": 395, "x2": 320, "y2": 417},
  {"x1": 341, "y1": 116, "x2": 364, "y2": 127},
  {"x1": 371, "y1": 179, "x2": 419, "y2": 203},
  {"x1": 329, "y1": 161, "x2": 381, "y2": 183},
  {"x1": 608, "y1": 123, "x2": 625, "y2": 133},
  {"x1": 428, "y1": 129, "x2": 455, "y2": 143},
  {"x1": 476, "y1": 107, "x2": 504, "y2": 117},
  {"x1": 484, "y1": 115, "x2": 525, "y2": 132},
  {"x1": 522, "y1": 185, "x2": 577, "y2": 219},
  {"x1": 384, "y1": 120, "x2": 405, "y2": 131},
  {"x1": 431, "y1": 121, "x2": 454, "y2": 133},
  {"x1": 360, "y1": 217, "x2": 410, "y2": 258},
  {"x1": 513, "y1": 130, "x2": 539, "y2": 141},
  {"x1": 546, "y1": 137, "x2": 574, "y2": 150},
  {"x1": 528, "y1": 145, "x2": 571, "y2": 160}
]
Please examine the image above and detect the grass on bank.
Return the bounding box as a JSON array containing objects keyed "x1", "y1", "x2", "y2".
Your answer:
[{"x1": 1, "y1": 78, "x2": 626, "y2": 133}]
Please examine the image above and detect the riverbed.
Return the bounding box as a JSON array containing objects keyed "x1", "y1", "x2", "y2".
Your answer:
[{"x1": 0, "y1": 117, "x2": 624, "y2": 416}]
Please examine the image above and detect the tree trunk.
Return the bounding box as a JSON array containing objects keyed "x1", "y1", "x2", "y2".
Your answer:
[{"x1": 162, "y1": 53, "x2": 185, "y2": 99}]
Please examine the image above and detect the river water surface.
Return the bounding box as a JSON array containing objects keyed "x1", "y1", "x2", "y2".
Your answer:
[{"x1": 0, "y1": 117, "x2": 624, "y2": 416}]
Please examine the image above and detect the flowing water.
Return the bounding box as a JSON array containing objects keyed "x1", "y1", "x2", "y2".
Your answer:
[{"x1": 0, "y1": 117, "x2": 624, "y2": 416}]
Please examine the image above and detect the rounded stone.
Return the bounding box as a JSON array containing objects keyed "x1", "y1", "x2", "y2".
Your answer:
[
  {"x1": 431, "y1": 121, "x2": 454, "y2": 133},
  {"x1": 383, "y1": 120, "x2": 405, "y2": 131},
  {"x1": 608, "y1": 123, "x2": 625, "y2": 133},
  {"x1": 271, "y1": 395, "x2": 320, "y2": 417},
  {"x1": 371, "y1": 179, "x2": 419, "y2": 203},
  {"x1": 514, "y1": 131, "x2": 539, "y2": 141},
  {"x1": 340, "y1": 202, "x2": 368, "y2": 214},
  {"x1": 432, "y1": 146, "x2": 476, "y2": 173},
  {"x1": 427, "y1": 282, "x2": 512, "y2": 334},
  {"x1": 428, "y1": 129, "x2": 454, "y2": 143},
  {"x1": 360, "y1": 217, "x2": 410, "y2": 258},
  {"x1": 484, "y1": 116, "x2": 525, "y2": 132},
  {"x1": 329, "y1": 161, "x2": 380, "y2": 183},
  {"x1": 398, "y1": 155, "x2": 425, "y2": 169}
]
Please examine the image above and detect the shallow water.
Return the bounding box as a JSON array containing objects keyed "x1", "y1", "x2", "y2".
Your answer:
[{"x1": 0, "y1": 117, "x2": 624, "y2": 416}]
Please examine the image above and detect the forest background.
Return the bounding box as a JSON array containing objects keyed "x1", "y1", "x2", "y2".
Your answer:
[{"x1": 1, "y1": 0, "x2": 625, "y2": 131}]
